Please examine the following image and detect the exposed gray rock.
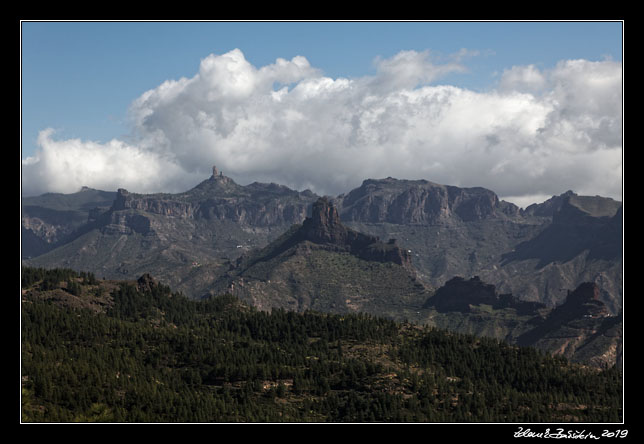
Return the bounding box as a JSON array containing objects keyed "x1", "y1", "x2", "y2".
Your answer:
[{"x1": 337, "y1": 177, "x2": 521, "y2": 224}]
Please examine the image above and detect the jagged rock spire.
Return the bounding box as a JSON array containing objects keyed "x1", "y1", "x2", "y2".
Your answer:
[
  {"x1": 299, "y1": 197, "x2": 412, "y2": 267},
  {"x1": 301, "y1": 197, "x2": 347, "y2": 245},
  {"x1": 208, "y1": 164, "x2": 231, "y2": 185}
]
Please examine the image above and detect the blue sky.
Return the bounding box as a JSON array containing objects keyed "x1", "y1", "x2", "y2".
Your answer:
[{"x1": 21, "y1": 21, "x2": 623, "y2": 206}]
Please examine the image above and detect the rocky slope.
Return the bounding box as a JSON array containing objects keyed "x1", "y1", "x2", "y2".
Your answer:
[
  {"x1": 420, "y1": 278, "x2": 621, "y2": 369},
  {"x1": 24, "y1": 168, "x2": 319, "y2": 293},
  {"x1": 516, "y1": 282, "x2": 622, "y2": 369},
  {"x1": 21, "y1": 187, "x2": 116, "y2": 258},
  {"x1": 207, "y1": 197, "x2": 429, "y2": 315},
  {"x1": 502, "y1": 194, "x2": 623, "y2": 267}
]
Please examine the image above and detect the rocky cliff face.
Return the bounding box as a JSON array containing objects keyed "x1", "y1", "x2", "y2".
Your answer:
[
  {"x1": 111, "y1": 172, "x2": 316, "y2": 228},
  {"x1": 101, "y1": 211, "x2": 153, "y2": 236},
  {"x1": 296, "y1": 197, "x2": 412, "y2": 268},
  {"x1": 112, "y1": 188, "x2": 196, "y2": 218},
  {"x1": 337, "y1": 178, "x2": 520, "y2": 224},
  {"x1": 228, "y1": 197, "x2": 414, "y2": 270}
]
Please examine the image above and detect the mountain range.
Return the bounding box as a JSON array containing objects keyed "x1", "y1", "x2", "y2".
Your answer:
[{"x1": 21, "y1": 167, "x2": 623, "y2": 368}]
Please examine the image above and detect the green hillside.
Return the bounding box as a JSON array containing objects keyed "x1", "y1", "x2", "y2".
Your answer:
[
  {"x1": 21, "y1": 267, "x2": 622, "y2": 423},
  {"x1": 215, "y1": 241, "x2": 430, "y2": 316}
]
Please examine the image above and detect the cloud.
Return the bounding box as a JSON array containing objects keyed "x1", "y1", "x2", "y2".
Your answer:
[
  {"x1": 22, "y1": 49, "x2": 622, "y2": 207},
  {"x1": 498, "y1": 64, "x2": 547, "y2": 93},
  {"x1": 21, "y1": 128, "x2": 195, "y2": 196},
  {"x1": 369, "y1": 49, "x2": 467, "y2": 92}
]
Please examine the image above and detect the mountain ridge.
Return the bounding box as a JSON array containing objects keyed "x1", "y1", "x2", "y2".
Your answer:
[
  {"x1": 23, "y1": 169, "x2": 622, "y2": 315},
  {"x1": 336, "y1": 176, "x2": 523, "y2": 225}
]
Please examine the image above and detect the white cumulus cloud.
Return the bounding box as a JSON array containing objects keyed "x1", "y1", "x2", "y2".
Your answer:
[
  {"x1": 21, "y1": 128, "x2": 194, "y2": 196},
  {"x1": 22, "y1": 49, "x2": 622, "y2": 207}
]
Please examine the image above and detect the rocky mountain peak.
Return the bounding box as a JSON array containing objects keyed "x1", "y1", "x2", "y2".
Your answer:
[
  {"x1": 296, "y1": 197, "x2": 411, "y2": 267},
  {"x1": 524, "y1": 190, "x2": 621, "y2": 219},
  {"x1": 311, "y1": 197, "x2": 341, "y2": 226},
  {"x1": 301, "y1": 197, "x2": 347, "y2": 245},
  {"x1": 209, "y1": 164, "x2": 233, "y2": 185},
  {"x1": 112, "y1": 188, "x2": 130, "y2": 211},
  {"x1": 229, "y1": 197, "x2": 413, "y2": 272}
]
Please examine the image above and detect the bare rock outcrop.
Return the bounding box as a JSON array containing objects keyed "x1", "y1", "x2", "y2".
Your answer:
[
  {"x1": 298, "y1": 197, "x2": 412, "y2": 267},
  {"x1": 110, "y1": 175, "x2": 315, "y2": 228},
  {"x1": 423, "y1": 275, "x2": 546, "y2": 315},
  {"x1": 516, "y1": 282, "x2": 620, "y2": 368},
  {"x1": 338, "y1": 177, "x2": 520, "y2": 224}
]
